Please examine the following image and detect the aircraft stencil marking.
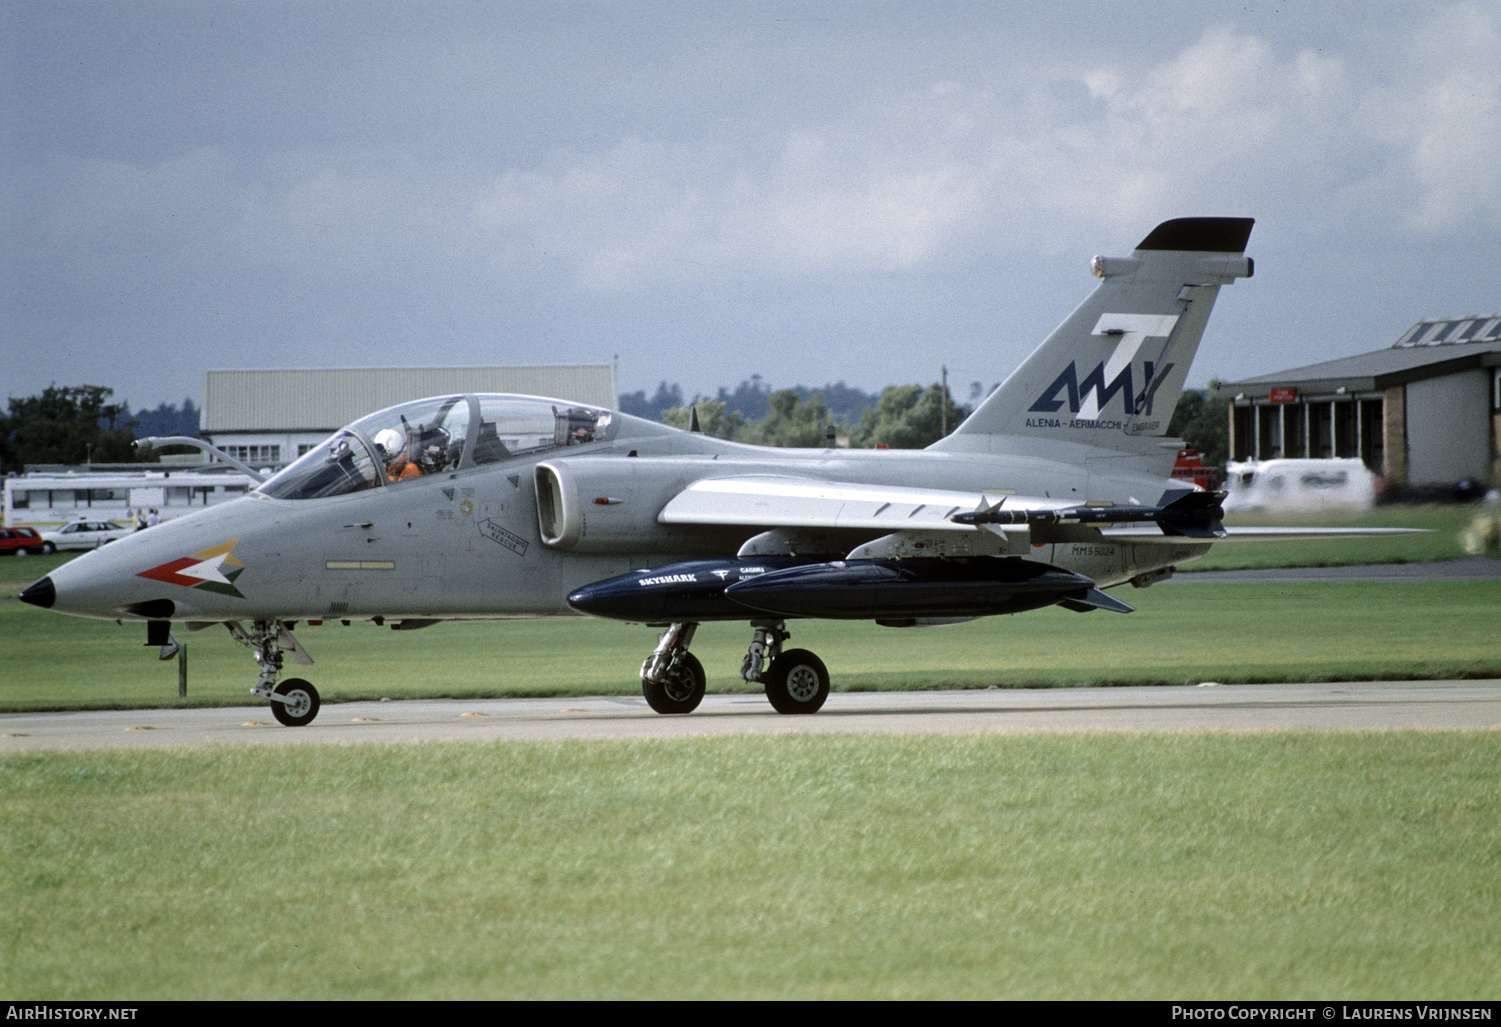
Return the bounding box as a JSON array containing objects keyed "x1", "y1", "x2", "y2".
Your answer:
[{"x1": 478, "y1": 519, "x2": 529, "y2": 555}]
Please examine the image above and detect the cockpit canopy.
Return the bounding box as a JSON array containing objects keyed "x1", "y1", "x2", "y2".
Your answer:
[{"x1": 258, "y1": 395, "x2": 615, "y2": 500}]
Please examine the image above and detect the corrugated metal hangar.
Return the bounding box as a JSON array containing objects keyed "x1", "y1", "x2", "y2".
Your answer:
[
  {"x1": 1225, "y1": 315, "x2": 1501, "y2": 493},
  {"x1": 201, "y1": 365, "x2": 616, "y2": 470}
]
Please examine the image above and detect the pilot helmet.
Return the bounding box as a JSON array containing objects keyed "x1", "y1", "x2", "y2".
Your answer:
[{"x1": 373, "y1": 428, "x2": 404, "y2": 457}]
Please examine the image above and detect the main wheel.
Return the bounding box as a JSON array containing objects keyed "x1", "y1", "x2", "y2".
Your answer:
[
  {"x1": 641, "y1": 652, "x2": 706, "y2": 714},
  {"x1": 271, "y1": 678, "x2": 321, "y2": 726},
  {"x1": 764, "y1": 649, "x2": 829, "y2": 715}
]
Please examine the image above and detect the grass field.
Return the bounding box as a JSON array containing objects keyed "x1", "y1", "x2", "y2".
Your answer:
[
  {"x1": 2, "y1": 578, "x2": 1499, "y2": 712},
  {"x1": 2, "y1": 732, "x2": 1497, "y2": 1000}
]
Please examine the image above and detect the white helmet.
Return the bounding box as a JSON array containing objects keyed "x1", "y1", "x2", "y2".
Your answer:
[{"x1": 373, "y1": 428, "x2": 404, "y2": 456}]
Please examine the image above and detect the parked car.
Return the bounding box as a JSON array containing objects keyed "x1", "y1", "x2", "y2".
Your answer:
[
  {"x1": 0, "y1": 527, "x2": 47, "y2": 555},
  {"x1": 38, "y1": 520, "x2": 132, "y2": 552}
]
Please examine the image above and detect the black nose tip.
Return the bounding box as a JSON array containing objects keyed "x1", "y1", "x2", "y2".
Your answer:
[{"x1": 20, "y1": 576, "x2": 56, "y2": 609}]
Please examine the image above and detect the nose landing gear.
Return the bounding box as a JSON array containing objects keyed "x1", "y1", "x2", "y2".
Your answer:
[{"x1": 229, "y1": 620, "x2": 321, "y2": 726}]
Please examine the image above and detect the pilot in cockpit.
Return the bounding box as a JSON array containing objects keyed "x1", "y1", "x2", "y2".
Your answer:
[{"x1": 374, "y1": 428, "x2": 422, "y2": 481}]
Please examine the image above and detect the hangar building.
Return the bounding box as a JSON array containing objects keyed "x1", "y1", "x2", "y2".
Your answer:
[
  {"x1": 201, "y1": 365, "x2": 616, "y2": 471},
  {"x1": 1224, "y1": 316, "x2": 1501, "y2": 493}
]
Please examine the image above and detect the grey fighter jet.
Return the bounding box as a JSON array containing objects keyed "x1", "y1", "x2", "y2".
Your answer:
[{"x1": 17, "y1": 217, "x2": 1409, "y2": 725}]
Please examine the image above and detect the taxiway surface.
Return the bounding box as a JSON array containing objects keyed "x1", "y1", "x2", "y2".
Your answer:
[{"x1": 2, "y1": 680, "x2": 1497, "y2": 750}]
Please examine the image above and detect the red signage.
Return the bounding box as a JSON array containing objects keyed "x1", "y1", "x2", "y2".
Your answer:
[{"x1": 1268, "y1": 387, "x2": 1297, "y2": 404}]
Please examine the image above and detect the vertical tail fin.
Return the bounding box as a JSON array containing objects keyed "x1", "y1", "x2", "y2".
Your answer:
[{"x1": 933, "y1": 217, "x2": 1253, "y2": 456}]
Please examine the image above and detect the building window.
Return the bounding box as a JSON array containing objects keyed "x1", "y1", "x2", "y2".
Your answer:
[{"x1": 225, "y1": 445, "x2": 283, "y2": 464}]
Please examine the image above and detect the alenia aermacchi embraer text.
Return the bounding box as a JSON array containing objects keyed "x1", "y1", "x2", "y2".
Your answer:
[{"x1": 19, "y1": 217, "x2": 1417, "y2": 725}]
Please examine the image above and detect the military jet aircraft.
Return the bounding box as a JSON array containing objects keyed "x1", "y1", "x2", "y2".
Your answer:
[{"x1": 18, "y1": 216, "x2": 1412, "y2": 725}]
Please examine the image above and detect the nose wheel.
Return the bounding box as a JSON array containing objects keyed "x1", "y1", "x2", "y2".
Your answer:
[
  {"x1": 271, "y1": 678, "x2": 321, "y2": 727},
  {"x1": 230, "y1": 620, "x2": 323, "y2": 727}
]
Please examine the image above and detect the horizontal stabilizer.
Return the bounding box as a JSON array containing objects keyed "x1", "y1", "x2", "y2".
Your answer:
[
  {"x1": 1056, "y1": 588, "x2": 1135, "y2": 614},
  {"x1": 1215, "y1": 526, "x2": 1429, "y2": 542}
]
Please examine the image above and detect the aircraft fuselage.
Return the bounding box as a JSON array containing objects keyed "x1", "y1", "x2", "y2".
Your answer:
[{"x1": 29, "y1": 427, "x2": 1203, "y2": 625}]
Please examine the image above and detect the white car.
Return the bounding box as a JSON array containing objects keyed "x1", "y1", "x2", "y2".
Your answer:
[{"x1": 40, "y1": 520, "x2": 132, "y2": 552}]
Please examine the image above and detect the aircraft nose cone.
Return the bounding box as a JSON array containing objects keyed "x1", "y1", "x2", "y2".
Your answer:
[{"x1": 20, "y1": 576, "x2": 56, "y2": 609}]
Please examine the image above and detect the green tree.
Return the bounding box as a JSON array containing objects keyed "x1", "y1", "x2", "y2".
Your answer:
[
  {"x1": 0, "y1": 385, "x2": 145, "y2": 474},
  {"x1": 745, "y1": 389, "x2": 834, "y2": 448},
  {"x1": 1166, "y1": 387, "x2": 1231, "y2": 473},
  {"x1": 850, "y1": 383, "x2": 966, "y2": 449}
]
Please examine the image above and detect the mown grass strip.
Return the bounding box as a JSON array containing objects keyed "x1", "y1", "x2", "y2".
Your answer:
[
  {"x1": 3, "y1": 579, "x2": 1497, "y2": 712},
  {"x1": 2, "y1": 732, "x2": 1497, "y2": 999}
]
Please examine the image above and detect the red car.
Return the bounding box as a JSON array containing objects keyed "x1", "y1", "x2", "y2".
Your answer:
[{"x1": 0, "y1": 527, "x2": 46, "y2": 555}]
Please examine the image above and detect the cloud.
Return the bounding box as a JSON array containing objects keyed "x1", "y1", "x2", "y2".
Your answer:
[
  {"x1": 469, "y1": 88, "x2": 998, "y2": 290},
  {"x1": 1398, "y1": 4, "x2": 1501, "y2": 231},
  {"x1": 16, "y1": 6, "x2": 1500, "y2": 306},
  {"x1": 461, "y1": 11, "x2": 1500, "y2": 292}
]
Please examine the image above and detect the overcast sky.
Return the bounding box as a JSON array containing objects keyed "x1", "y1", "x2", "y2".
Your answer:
[{"x1": 4, "y1": 1, "x2": 1498, "y2": 414}]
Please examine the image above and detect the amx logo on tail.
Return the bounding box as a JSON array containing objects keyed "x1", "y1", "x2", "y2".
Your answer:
[{"x1": 1028, "y1": 313, "x2": 1179, "y2": 422}]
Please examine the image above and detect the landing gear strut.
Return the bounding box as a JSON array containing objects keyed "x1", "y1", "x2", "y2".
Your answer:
[
  {"x1": 640, "y1": 621, "x2": 706, "y2": 714},
  {"x1": 228, "y1": 619, "x2": 321, "y2": 726},
  {"x1": 636, "y1": 619, "x2": 832, "y2": 716},
  {"x1": 740, "y1": 621, "x2": 829, "y2": 714}
]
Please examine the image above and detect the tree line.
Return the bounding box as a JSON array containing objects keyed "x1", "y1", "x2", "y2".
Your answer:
[
  {"x1": 2, "y1": 381, "x2": 1228, "y2": 472},
  {"x1": 624, "y1": 375, "x2": 1229, "y2": 459},
  {"x1": 0, "y1": 385, "x2": 199, "y2": 475}
]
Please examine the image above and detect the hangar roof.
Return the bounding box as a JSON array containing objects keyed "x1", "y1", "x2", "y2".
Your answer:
[
  {"x1": 202, "y1": 365, "x2": 616, "y2": 433},
  {"x1": 1226, "y1": 316, "x2": 1501, "y2": 398}
]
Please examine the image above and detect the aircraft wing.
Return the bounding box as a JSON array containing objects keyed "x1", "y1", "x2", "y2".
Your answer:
[
  {"x1": 1098, "y1": 525, "x2": 1427, "y2": 543},
  {"x1": 657, "y1": 475, "x2": 1036, "y2": 534},
  {"x1": 661, "y1": 478, "x2": 1428, "y2": 546}
]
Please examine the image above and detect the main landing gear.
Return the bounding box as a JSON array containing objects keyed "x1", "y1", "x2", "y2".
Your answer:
[
  {"x1": 228, "y1": 620, "x2": 321, "y2": 726},
  {"x1": 638, "y1": 619, "x2": 830, "y2": 716}
]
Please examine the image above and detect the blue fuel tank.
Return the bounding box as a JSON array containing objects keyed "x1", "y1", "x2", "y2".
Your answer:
[
  {"x1": 566, "y1": 557, "x2": 813, "y2": 623},
  {"x1": 723, "y1": 558, "x2": 1098, "y2": 620},
  {"x1": 569, "y1": 556, "x2": 1102, "y2": 624}
]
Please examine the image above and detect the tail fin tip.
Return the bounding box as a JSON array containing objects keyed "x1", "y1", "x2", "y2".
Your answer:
[{"x1": 1136, "y1": 217, "x2": 1254, "y2": 253}]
